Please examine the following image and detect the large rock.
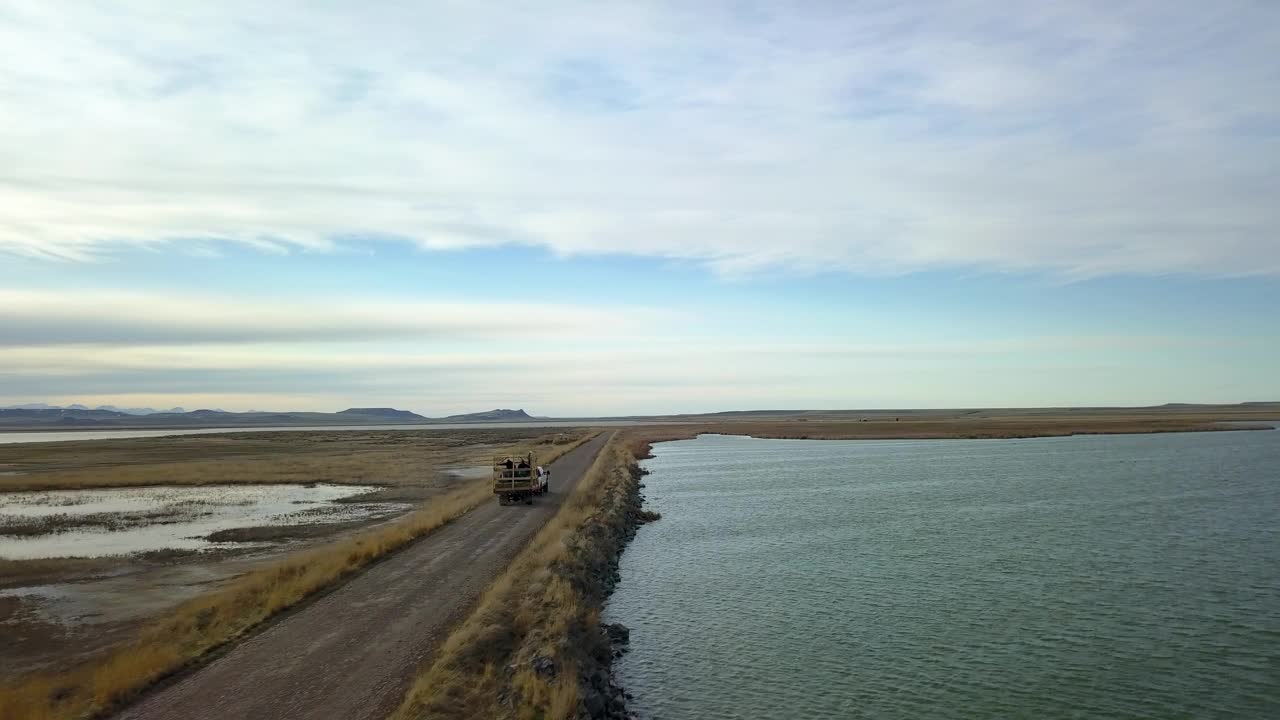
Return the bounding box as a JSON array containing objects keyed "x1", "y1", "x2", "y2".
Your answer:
[
  {"x1": 532, "y1": 655, "x2": 557, "y2": 678},
  {"x1": 603, "y1": 622, "x2": 630, "y2": 645}
]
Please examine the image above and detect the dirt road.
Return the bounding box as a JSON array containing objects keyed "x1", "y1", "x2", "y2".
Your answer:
[{"x1": 115, "y1": 432, "x2": 611, "y2": 720}]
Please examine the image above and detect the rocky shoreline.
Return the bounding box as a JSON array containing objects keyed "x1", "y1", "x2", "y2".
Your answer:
[{"x1": 571, "y1": 459, "x2": 658, "y2": 719}]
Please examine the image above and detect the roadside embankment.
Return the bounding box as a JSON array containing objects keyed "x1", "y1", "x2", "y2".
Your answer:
[
  {"x1": 391, "y1": 431, "x2": 659, "y2": 720},
  {"x1": 0, "y1": 431, "x2": 599, "y2": 720}
]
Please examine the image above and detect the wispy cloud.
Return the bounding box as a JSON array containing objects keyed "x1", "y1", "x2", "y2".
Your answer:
[
  {"x1": 1, "y1": 1, "x2": 1276, "y2": 275},
  {"x1": 0, "y1": 290, "x2": 659, "y2": 346},
  {"x1": 2, "y1": 288, "x2": 1267, "y2": 415}
]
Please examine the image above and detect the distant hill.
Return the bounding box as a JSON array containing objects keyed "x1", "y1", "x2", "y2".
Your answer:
[
  {"x1": 338, "y1": 408, "x2": 428, "y2": 421},
  {"x1": 442, "y1": 408, "x2": 533, "y2": 422},
  {"x1": 0, "y1": 407, "x2": 388, "y2": 428},
  {"x1": 10, "y1": 401, "x2": 1273, "y2": 431},
  {"x1": 1, "y1": 403, "x2": 185, "y2": 415},
  {"x1": 0, "y1": 408, "x2": 129, "y2": 421},
  {"x1": 0, "y1": 404, "x2": 535, "y2": 429},
  {"x1": 98, "y1": 405, "x2": 187, "y2": 415},
  {"x1": 2, "y1": 403, "x2": 92, "y2": 411}
]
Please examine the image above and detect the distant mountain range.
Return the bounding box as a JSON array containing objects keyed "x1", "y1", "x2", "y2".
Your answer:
[
  {"x1": 3, "y1": 402, "x2": 1275, "y2": 430},
  {"x1": 0, "y1": 405, "x2": 539, "y2": 428},
  {"x1": 1, "y1": 403, "x2": 188, "y2": 415}
]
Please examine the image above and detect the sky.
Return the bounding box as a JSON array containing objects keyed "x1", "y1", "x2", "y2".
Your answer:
[{"x1": 1, "y1": 1, "x2": 1277, "y2": 416}]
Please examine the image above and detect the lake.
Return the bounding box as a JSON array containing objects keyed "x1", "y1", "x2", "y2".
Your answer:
[{"x1": 605, "y1": 430, "x2": 1280, "y2": 719}]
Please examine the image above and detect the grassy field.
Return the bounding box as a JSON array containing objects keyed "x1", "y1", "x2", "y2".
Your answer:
[
  {"x1": 625, "y1": 411, "x2": 1275, "y2": 443},
  {"x1": 0, "y1": 429, "x2": 598, "y2": 720},
  {"x1": 0, "y1": 428, "x2": 565, "y2": 492},
  {"x1": 639, "y1": 404, "x2": 1280, "y2": 424}
]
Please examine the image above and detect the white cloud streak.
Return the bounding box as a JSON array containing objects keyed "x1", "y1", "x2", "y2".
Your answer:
[
  {"x1": 1, "y1": 285, "x2": 1268, "y2": 414},
  {"x1": 0, "y1": 1, "x2": 1276, "y2": 275},
  {"x1": 0, "y1": 289, "x2": 659, "y2": 345}
]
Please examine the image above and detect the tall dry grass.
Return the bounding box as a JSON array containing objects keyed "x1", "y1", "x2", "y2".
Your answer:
[
  {"x1": 614, "y1": 415, "x2": 1264, "y2": 444},
  {"x1": 391, "y1": 432, "x2": 639, "y2": 720},
  {"x1": 0, "y1": 427, "x2": 580, "y2": 492},
  {"x1": 0, "y1": 431, "x2": 599, "y2": 720}
]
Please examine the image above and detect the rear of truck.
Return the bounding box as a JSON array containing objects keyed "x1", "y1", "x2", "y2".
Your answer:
[{"x1": 493, "y1": 453, "x2": 537, "y2": 505}]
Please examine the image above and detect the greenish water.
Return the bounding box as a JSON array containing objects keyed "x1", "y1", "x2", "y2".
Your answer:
[{"x1": 605, "y1": 429, "x2": 1280, "y2": 719}]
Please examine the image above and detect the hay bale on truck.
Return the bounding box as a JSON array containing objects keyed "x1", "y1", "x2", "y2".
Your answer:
[{"x1": 494, "y1": 453, "x2": 537, "y2": 505}]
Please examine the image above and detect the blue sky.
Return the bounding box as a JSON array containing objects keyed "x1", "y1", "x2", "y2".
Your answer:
[{"x1": 1, "y1": 2, "x2": 1277, "y2": 415}]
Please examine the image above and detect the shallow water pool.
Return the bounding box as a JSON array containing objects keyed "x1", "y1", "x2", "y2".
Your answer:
[{"x1": 0, "y1": 483, "x2": 401, "y2": 559}]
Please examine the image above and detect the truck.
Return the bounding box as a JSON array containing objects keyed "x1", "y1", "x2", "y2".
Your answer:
[{"x1": 494, "y1": 452, "x2": 537, "y2": 505}]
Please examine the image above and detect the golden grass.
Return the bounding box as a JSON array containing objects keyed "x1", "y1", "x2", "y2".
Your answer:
[
  {"x1": 0, "y1": 431, "x2": 600, "y2": 720},
  {"x1": 620, "y1": 414, "x2": 1270, "y2": 444},
  {"x1": 391, "y1": 432, "x2": 636, "y2": 720},
  {"x1": 0, "y1": 428, "x2": 579, "y2": 492}
]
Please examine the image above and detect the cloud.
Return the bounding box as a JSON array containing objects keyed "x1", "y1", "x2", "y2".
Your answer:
[
  {"x1": 0, "y1": 1, "x2": 1277, "y2": 275},
  {"x1": 2, "y1": 306, "x2": 1263, "y2": 414},
  {"x1": 0, "y1": 290, "x2": 658, "y2": 346}
]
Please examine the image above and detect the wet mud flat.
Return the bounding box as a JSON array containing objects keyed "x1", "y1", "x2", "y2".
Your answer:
[{"x1": 1, "y1": 551, "x2": 258, "y2": 677}]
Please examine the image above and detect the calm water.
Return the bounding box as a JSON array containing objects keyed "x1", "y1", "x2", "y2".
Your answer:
[
  {"x1": 0, "y1": 483, "x2": 397, "y2": 558},
  {"x1": 606, "y1": 430, "x2": 1280, "y2": 719}
]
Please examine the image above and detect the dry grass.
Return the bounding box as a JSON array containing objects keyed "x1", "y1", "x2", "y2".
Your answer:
[
  {"x1": 0, "y1": 428, "x2": 570, "y2": 492},
  {"x1": 0, "y1": 431, "x2": 599, "y2": 720},
  {"x1": 391, "y1": 432, "x2": 638, "y2": 720},
  {"x1": 620, "y1": 414, "x2": 1272, "y2": 444}
]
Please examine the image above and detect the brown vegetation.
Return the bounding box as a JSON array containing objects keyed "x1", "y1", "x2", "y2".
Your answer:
[
  {"x1": 622, "y1": 413, "x2": 1273, "y2": 444},
  {"x1": 0, "y1": 430, "x2": 598, "y2": 720},
  {"x1": 0, "y1": 428, "x2": 563, "y2": 492}
]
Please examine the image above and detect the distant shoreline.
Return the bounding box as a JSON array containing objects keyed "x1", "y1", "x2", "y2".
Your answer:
[
  {"x1": 620, "y1": 417, "x2": 1278, "y2": 445},
  {"x1": 1, "y1": 405, "x2": 1276, "y2": 445}
]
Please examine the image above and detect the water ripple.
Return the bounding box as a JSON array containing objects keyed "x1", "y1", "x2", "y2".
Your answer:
[{"x1": 605, "y1": 431, "x2": 1280, "y2": 719}]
